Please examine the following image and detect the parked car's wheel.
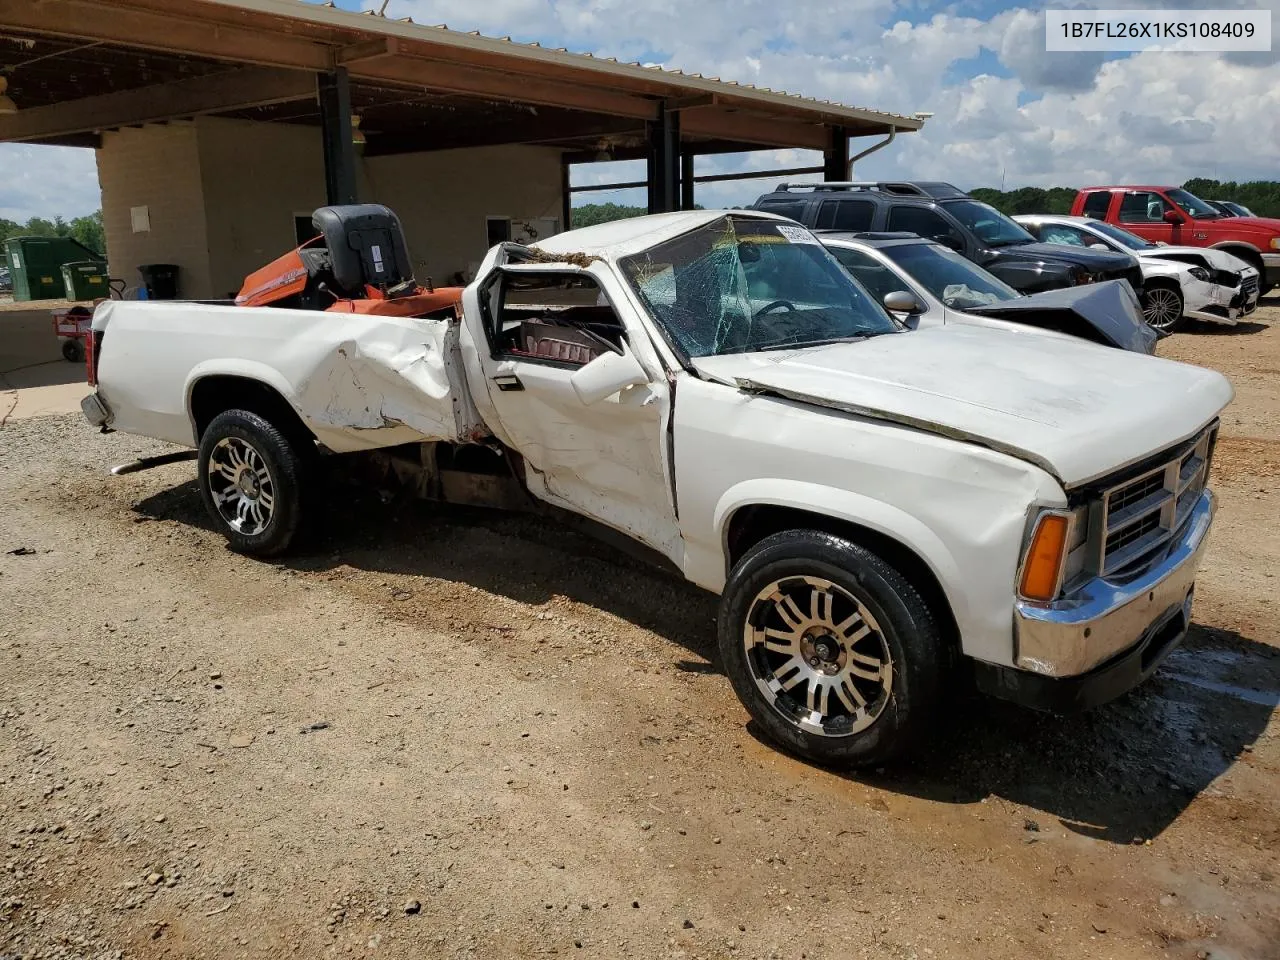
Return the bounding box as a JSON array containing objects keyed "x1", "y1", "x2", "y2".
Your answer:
[
  {"x1": 61, "y1": 338, "x2": 85, "y2": 363},
  {"x1": 718, "y1": 530, "x2": 945, "y2": 768},
  {"x1": 1142, "y1": 283, "x2": 1185, "y2": 333},
  {"x1": 196, "y1": 409, "x2": 307, "y2": 557}
]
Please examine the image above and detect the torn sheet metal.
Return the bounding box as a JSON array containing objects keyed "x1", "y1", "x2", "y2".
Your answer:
[
  {"x1": 969, "y1": 279, "x2": 1158, "y2": 354},
  {"x1": 292, "y1": 313, "x2": 483, "y2": 447}
]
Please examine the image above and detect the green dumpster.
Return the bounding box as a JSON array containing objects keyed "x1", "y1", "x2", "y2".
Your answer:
[
  {"x1": 4, "y1": 236, "x2": 106, "y2": 302},
  {"x1": 60, "y1": 260, "x2": 110, "y2": 302}
]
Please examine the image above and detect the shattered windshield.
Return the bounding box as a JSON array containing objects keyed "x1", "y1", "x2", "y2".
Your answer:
[
  {"x1": 880, "y1": 242, "x2": 1020, "y2": 309},
  {"x1": 620, "y1": 216, "x2": 897, "y2": 357}
]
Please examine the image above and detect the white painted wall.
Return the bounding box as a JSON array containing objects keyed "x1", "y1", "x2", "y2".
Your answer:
[
  {"x1": 365, "y1": 144, "x2": 565, "y2": 284},
  {"x1": 96, "y1": 116, "x2": 565, "y2": 299},
  {"x1": 97, "y1": 123, "x2": 212, "y2": 299}
]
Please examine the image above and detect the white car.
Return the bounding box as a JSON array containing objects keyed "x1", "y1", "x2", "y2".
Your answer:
[
  {"x1": 82, "y1": 206, "x2": 1231, "y2": 768},
  {"x1": 820, "y1": 232, "x2": 1156, "y2": 352},
  {"x1": 1015, "y1": 214, "x2": 1261, "y2": 332}
]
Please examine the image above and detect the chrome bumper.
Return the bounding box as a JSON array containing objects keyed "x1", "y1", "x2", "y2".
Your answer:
[
  {"x1": 1014, "y1": 489, "x2": 1214, "y2": 678},
  {"x1": 1263, "y1": 253, "x2": 1280, "y2": 286}
]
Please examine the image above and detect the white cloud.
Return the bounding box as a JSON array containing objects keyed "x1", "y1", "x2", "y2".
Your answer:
[
  {"x1": 2, "y1": 0, "x2": 1277, "y2": 219},
  {"x1": 0, "y1": 144, "x2": 99, "y2": 222}
]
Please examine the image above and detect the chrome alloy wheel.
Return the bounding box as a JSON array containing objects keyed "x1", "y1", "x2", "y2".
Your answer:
[
  {"x1": 207, "y1": 437, "x2": 275, "y2": 536},
  {"x1": 1143, "y1": 287, "x2": 1183, "y2": 331},
  {"x1": 743, "y1": 576, "x2": 894, "y2": 737}
]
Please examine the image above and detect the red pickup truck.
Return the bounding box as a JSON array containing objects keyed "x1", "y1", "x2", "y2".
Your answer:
[{"x1": 1072, "y1": 186, "x2": 1280, "y2": 295}]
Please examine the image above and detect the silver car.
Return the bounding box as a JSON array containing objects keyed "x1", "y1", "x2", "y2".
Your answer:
[{"x1": 820, "y1": 232, "x2": 1157, "y2": 353}]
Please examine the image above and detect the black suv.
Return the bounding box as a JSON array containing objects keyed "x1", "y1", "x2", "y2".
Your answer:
[{"x1": 751, "y1": 181, "x2": 1144, "y2": 296}]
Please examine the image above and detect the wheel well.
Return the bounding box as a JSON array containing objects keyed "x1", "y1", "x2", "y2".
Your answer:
[
  {"x1": 1145, "y1": 276, "x2": 1179, "y2": 290},
  {"x1": 189, "y1": 375, "x2": 315, "y2": 448},
  {"x1": 725, "y1": 504, "x2": 960, "y2": 649}
]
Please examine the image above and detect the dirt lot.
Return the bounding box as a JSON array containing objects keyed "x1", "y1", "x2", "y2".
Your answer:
[{"x1": 2, "y1": 302, "x2": 1278, "y2": 960}]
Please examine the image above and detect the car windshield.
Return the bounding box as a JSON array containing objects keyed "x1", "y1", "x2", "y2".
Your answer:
[
  {"x1": 1221, "y1": 201, "x2": 1253, "y2": 217},
  {"x1": 880, "y1": 242, "x2": 1020, "y2": 309},
  {"x1": 619, "y1": 215, "x2": 898, "y2": 357},
  {"x1": 942, "y1": 200, "x2": 1036, "y2": 247},
  {"x1": 1086, "y1": 220, "x2": 1156, "y2": 250},
  {"x1": 1167, "y1": 188, "x2": 1222, "y2": 220}
]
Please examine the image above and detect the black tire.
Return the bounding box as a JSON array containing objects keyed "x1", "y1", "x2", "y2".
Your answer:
[
  {"x1": 1141, "y1": 282, "x2": 1185, "y2": 334},
  {"x1": 717, "y1": 530, "x2": 945, "y2": 768},
  {"x1": 196, "y1": 409, "x2": 308, "y2": 557},
  {"x1": 61, "y1": 338, "x2": 85, "y2": 363}
]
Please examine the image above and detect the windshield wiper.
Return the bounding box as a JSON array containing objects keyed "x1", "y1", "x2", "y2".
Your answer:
[{"x1": 749, "y1": 333, "x2": 884, "y2": 353}]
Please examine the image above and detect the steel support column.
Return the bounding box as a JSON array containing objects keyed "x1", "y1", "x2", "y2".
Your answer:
[
  {"x1": 680, "y1": 151, "x2": 696, "y2": 210},
  {"x1": 561, "y1": 156, "x2": 573, "y2": 231},
  {"x1": 822, "y1": 125, "x2": 849, "y2": 182},
  {"x1": 647, "y1": 103, "x2": 680, "y2": 214},
  {"x1": 318, "y1": 68, "x2": 358, "y2": 206}
]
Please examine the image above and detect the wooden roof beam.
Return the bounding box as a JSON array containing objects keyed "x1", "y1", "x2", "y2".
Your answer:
[
  {"x1": 352, "y1": 56, "x2": 660, "y2": 121},
  {"x1": 0, "y1": 0, "x2": 330, "y2": 69},
  {"x1": 681, "y1": 110, "x2": 829, "y2": 151},
  {"x1": 0, "y1": 66, "x2": 316, "y2": 141}
]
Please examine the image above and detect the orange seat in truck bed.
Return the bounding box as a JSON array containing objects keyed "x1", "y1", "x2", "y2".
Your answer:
[{"x1": 324, "y1": 288, "x2": 463, "y2": 317}]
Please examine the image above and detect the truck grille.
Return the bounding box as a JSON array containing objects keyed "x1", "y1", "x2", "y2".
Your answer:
[{"x1": 1098, "y1": 427, "x2": 1215, "y2": 577}]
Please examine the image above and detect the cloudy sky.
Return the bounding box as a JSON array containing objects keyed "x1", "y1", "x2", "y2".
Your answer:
[{"x1": 2, "y1": 0, "x2": 1276, "y2": 220}]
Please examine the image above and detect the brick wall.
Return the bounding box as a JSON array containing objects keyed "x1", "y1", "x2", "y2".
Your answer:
[{"x1": 96, "y1": 123, "x2": 213, "y2": 299}]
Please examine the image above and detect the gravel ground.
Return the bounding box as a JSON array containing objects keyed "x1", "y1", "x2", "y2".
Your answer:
[{"x1": 2, "y1": 303, "x2": 1278, "y2": 960}]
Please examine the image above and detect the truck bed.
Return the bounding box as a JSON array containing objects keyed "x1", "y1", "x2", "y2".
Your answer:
[{"x1": 92, "y1": 300, "x2": 483, "y2": 452}]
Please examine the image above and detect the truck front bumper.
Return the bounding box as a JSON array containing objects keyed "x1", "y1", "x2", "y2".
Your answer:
[
  {"x1": 975, "y1": 490, "x2": 1214, "y2": 712},
  {"x1": 1263, "y1": 252, "x2": 1280, "y2": 291}
]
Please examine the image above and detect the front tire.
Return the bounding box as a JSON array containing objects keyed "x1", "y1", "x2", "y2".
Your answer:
[
  {"x1": 717, "y1": 530, "x2": 945, "y2": 768},
  {"x1": 196, "y1": 409, "x2": 308, "y2": 557},
  {"x1": 1142, "y1": 283, "x2": 1184, "y2": 333}
]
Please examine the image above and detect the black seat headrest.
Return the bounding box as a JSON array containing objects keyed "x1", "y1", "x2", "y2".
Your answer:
[{"x1": 311, "y1": 204, "x2": 414, "y2": 296}]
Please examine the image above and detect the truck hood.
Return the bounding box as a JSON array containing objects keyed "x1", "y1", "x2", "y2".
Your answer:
[
  {"x1": 690, "y1": 324, "x2": 1232, "y2": 488},
  {"x1": 992, "y1": 241, "x2": 1137, "y2": 271},
  {"x1": 1211, "y1": 215, "x2": 1280, "y2": 236}
]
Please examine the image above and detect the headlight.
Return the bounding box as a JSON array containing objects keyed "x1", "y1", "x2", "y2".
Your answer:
[
  {"x1": 1270, "y1": 238, "x2": 1280, "y2": 250},
  {"x1": 1188, "y1": 266, "x2": 1211, "y2": 282}
]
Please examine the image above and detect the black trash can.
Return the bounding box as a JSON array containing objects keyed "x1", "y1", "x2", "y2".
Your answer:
[{"x1": 138, "y1": 263, "x2": 180, "y2": 300}]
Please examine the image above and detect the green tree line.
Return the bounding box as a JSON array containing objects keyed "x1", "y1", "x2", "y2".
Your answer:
[{"x1": 0, "y1": 210, "x2": 105, "y2": 253}]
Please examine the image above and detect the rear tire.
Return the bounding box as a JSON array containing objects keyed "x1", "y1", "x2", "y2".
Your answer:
[
  {"x1": 717, "y1": 530, "x2": 945, "y2": 768},
  {"x1": 1142, "y1": 283, "x2": 1184, "y2": 334},
  {"x1": 61, "y1": 338, "x2": 85, "y2": 363},
  {"x1": 196, "y1": 409, "x2": 308, "y2": 557}
]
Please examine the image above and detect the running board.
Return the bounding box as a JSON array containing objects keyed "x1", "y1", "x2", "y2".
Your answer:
[{"x1": 111, "y1": 451, "x2": 198, "y2": 476}]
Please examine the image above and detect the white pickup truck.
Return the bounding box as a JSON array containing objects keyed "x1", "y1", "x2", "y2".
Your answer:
[{"x1": 83, "y1": 207, "x2": 1233, "y2": 767}]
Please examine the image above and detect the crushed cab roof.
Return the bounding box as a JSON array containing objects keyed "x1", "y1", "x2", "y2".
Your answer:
[{"x1": 533, "y1": 210, "x2": 787, "y2": 260}]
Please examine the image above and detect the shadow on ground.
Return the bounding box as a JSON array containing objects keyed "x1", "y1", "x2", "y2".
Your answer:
[
  {"x1": 134, "y1": 473, "x2": 1277, "y2": 846},
  {"x1": 1191, "y1": 319, "x2": 1269, "y2": 336}
]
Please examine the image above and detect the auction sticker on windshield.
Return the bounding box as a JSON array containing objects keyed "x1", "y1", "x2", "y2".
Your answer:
[{"x1": 775, "y1": 224, "x2": 820, "y2": 245}]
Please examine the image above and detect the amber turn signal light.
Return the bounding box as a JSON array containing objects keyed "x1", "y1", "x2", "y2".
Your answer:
[{"x1": 1019, "y1": 513, "x2": 1070, "y2": 602}]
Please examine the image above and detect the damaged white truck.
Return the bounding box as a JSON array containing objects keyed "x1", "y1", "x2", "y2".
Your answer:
[{"x1": 83, "y1": 206, "x2": 1233, "y2": 767}]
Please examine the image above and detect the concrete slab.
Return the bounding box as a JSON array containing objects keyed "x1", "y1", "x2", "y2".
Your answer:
[
  {"x1": 1, "y1": 304, "x2": 92, "y2": 424},
  {"x1": 2, "y1": 379, "x2": 90, "y2": 421}
]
